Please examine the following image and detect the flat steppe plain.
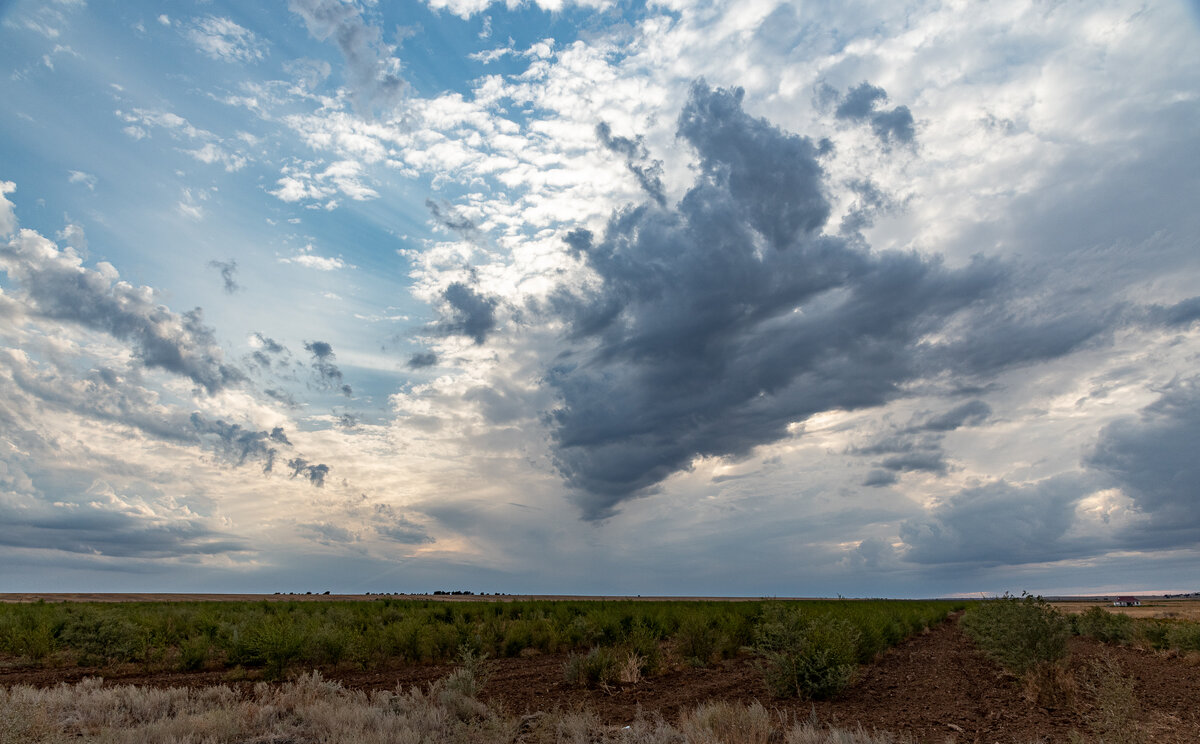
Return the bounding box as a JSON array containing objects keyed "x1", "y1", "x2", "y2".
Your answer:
[
  {"x1": 0, "y1": 593, "x2": 794, "y2": 603},
  {"x1": 2, "y1": 598, "x2": 1200, "y2": 740},
  {"x1": 1051, "y1": 597, "x2": 1200, "y2": 621}
]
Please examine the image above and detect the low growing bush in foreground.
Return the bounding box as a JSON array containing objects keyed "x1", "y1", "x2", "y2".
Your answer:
[
  {"x1": 753, "y1": 607, "x2": 861, "y2": 699},
  {"x1": 563, "y1": 645, "x2": 618, "y2": 688},
  {"x1": 961, "y1": 594, "x2": 1070, "y2": 676}
]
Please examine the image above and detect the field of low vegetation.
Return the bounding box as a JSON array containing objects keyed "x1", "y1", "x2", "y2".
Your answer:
[
  {"x1": 960, "y1": 594, "x2": 1200, "y2": 742},
  {"x1": 5, "y1": 596, "x2": 1200, "y2": 741},
  {"x1": 0, "y1": 598, "x2": 960, "y2": 698}
]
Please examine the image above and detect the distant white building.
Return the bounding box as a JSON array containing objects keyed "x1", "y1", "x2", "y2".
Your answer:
[{"x1": 1112, "y1": 596, "x2": 1141, "y2": 607}]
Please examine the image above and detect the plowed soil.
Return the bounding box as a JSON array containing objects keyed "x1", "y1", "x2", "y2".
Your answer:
[{"x1": 3, "y1": 616, "x2": 1199, "y2": 743}]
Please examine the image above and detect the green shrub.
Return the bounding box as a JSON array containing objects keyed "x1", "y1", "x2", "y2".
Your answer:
[
  {"x1": 752, "y1": 608, "x2": 860, "y2": 699},
  {"x1": 674, "y1": 615, "x2": 719, "y2": 667},
  {"x1": 1163, "y1": 621, "x2": 1200, "y2": 652},
  {"x1": 177, "y1": 636, "x2": 210, "y2": 671},
  {"x1": 246, "y1": 616, "x2": 304, "y2": 679},
  {"x1": 562, "y1": 646, "x2": 617, "y2": 688},
  {"x1": 1136, "y1": 619, "x2": 1170, "y2": 650},
  {"x1": 625, "y1": 620, "x2": 662, "y2": 675},
  {"x1": 961, "y1": 594, "x2": 1069, "y2": 676},
  {"x1": 1072, "y1": 606, "x2": 1134, "y2": 644},
  {"x1": 0, "y1": 612, "x2": 56, "y2": 662},
  {"x1": 59, "y1": 611, "x2": 148, "y2": 666}
]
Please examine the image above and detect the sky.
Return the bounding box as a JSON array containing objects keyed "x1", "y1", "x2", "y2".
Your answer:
[{"x1": 1, "y1": 0, "x2": 1199, "y2": 598}]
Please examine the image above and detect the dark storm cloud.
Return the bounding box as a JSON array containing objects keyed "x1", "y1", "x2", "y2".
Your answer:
[
  {"x1": 407, "y1": 351, "x2": 438, "y2": 368},
  {"x1": 208, "y1": 259, "x2": 239, "y2": 294},
  {"x1": 438, "y1": 282, "x2": 497, "y2": 345},
  {"x1": 834, "y1": 82, "x2": 886, "y2": 119},
  {"x1": 899, "y1": 475, "x2": 1091, "y2": 565},
  {"x1": 545, "y1": 80, "x2": 1004, "y2": 518},
  {"x1": 918, "y1": 400, "x2": 992, "y2": 431},
  {"x1": 852, "y1": 399, "x2": 991, "y2": 480},
  {"x1": 879, "y1": 451, "x2": 948, "y2": 474},
  {"x1": 288, "y1": 0, "x2": 406, "y2": 116},
  {"x1": 839, "y1": 178, "x2": 896, "y2": 234},
  {"x1": 596, "y1": 122, "x2": 667, "y2": 206},
  {"x1": 832, "y1": 82, "x2": 916, "y2": 145},
  {"x1": 288, "y1": 457, "x2": 330, "y2": 487},
  {"x1": 248, "y1": 333, "x2": 290, "y2": 371},
  {"x1": 1145, "y1": 296, "x2": 1200, "y2": 327},
  {"x1": 863, "y1": 470, "x2": 898, "y2": 487},
  {"x1": 1088, "y1": 377, "x2": 1200, "y2": 546},
  {"x1": 0, "y1": 232, "x2": 244, "y2": 394},
  {"x1": 264, "y1": 388, "x2": 299, "y2": 407},
  {"x1": 304, "y1": 340, "x2": 352, "y2": 396},
  {"x1": 850, "y1": 429, "x2": 950, "y2": 476},
  {"x1": 933, "y1": 297, "x2": 1120, "y2": 375},
  {"x1": 254, "y1": 333, "x2": 287, "y2": 355},
  {"x1": 191, "y1": 413, "x2": 289, "y2": 473}
]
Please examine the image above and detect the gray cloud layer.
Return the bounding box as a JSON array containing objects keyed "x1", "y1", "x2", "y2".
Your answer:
[
  {"x1": 1, "y1": 230, "x2": 244, "y2": 394},
  {"x1": 831, "y1": 82, "x2": 916, "y2": 145},
  {"x1": 0, "y1": 491, "x2": 249, "y2": 559},
  {"x1": 1089, "y1": 377, "x2": 1200, "y2": 547},
  {"x1": 305, "y1": 340, "x2": 352, "y2": 396},
  {"x1": 900, "y1": 474, "x2": 1090, "y2": 566},
  {"x1": 596, "y1": 122, "x2": 667, "y2": 206},
  {"x1": 546, "y1": 81, "x2": 1004, "y2": 518},
  {"x1": 438, "y1": 282, "x2": 497, "y2": 345},
  {"x1": 854, "y1": 400, "x2": 992, "y2": 484},
  {"x1": 208, "y1": 258, "x2": 239, "y2": 294},
  {"x1": 288, "y1": 0, "x2": 406, "y2": 116}
]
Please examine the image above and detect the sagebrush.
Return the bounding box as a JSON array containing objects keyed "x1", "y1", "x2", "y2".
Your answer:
[{"x1": 961, "y1": 594, "x2": 1069, "y2": 676}]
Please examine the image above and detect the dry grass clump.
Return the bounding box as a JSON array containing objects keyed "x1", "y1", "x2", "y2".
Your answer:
[
  {"x1": 783, "y1": 723, "x2": 913, "y2": 743},
  {"x1": 1067, "y1": 655, "x2": 1145, "y2": 744},
  {"x1": 1, "y1": 671, "x2": 942, "y2": 744},
  {"x1": 677, "y1": 700, "x2": 774, "y2": 744}
]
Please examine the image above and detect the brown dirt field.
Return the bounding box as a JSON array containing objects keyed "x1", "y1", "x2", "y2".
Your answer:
[{"x1": 3, "y1": 616, "x2": 1199, "y2": 742}]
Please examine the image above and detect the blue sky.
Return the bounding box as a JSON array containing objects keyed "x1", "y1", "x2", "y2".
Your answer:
[{"x1": 1, "y1": 0, "x2": 1199, "y2": 597}]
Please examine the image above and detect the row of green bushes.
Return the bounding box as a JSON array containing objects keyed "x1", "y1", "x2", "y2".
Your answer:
[
  {"x1": 559, "y1": 601, "x2": 963, "y2": 699},
  {"x1": 0, "y1": 598, "x2": 962, "y2": 696},
  {"x1": 962, "y1": 595, "x2": 1200, "y2": 679}
]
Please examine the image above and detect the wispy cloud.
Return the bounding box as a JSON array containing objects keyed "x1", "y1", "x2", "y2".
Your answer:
[
  {"x1": 185, "y1": 16, "x2": 267, "y2": 64},
  {"x1": 278, "y1": 244, "x2": 352, "y2": 271}
]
